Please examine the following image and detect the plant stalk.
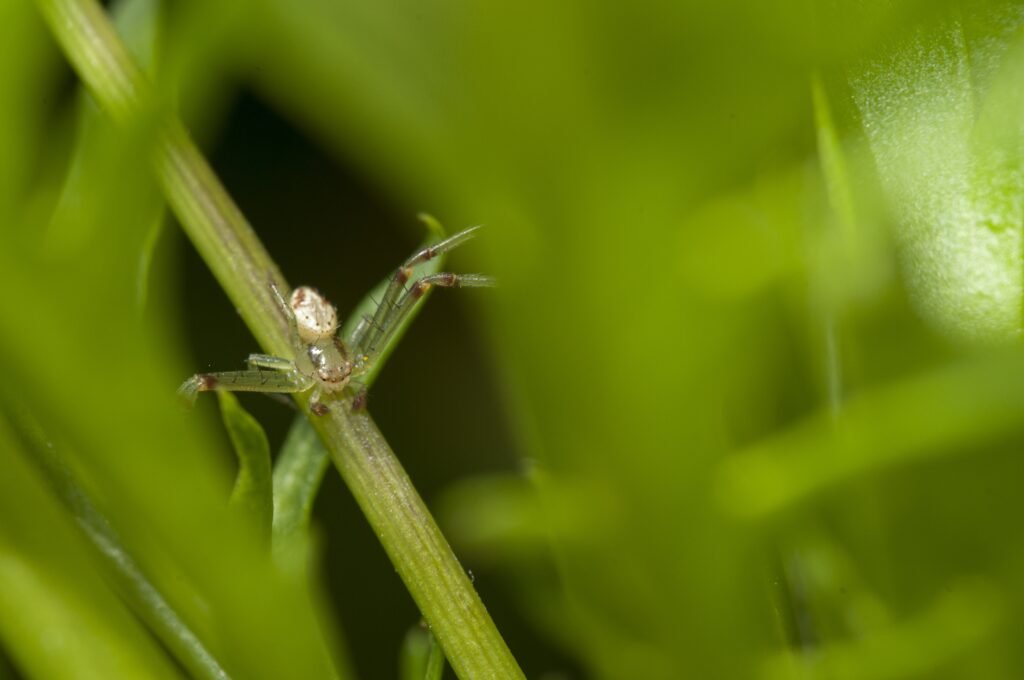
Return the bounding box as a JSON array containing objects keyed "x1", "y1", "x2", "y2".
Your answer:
[{"x1": 33, "y1": 0, "x2": 523, "y2": 676}]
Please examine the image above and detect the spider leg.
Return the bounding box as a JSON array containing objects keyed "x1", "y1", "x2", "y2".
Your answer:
[
  {"x1": 177, "y1": 368, "x2": 315, "y2": 406},
  {"x1": 355, "y1": 271, "x2": 494, "y2": 371},
  {"x1": 309, "y1": 386, "x2": 330, "y2": 416},
  {"x1": 346, "y1": 314, "x2": 374, "y2": 352},
  {"x1": 353, "y1": 226, "x2": 483, "y2": 353},
  {"x1": 246, "y1": 353, "x2": 298, "y2": 371},
  {"x1": 269, "y1": 278, "x2": 308, "y2": 356},
  {"x1": 348, "y1": 379, "x2": 368, "y2": 411}
]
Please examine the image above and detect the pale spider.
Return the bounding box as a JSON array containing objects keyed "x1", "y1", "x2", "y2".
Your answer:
[{"x1": 178, "y1": 226, "x2": 493, "y2": 415}]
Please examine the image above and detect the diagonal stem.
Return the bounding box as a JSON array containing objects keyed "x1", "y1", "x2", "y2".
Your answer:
[{"x1": 32, "y1": 0, "x2": 524, "y2": 677}]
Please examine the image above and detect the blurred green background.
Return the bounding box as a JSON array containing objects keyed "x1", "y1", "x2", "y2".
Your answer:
[{"x1": 2, "y1": 0, "x2": 1024, "y2": 678}]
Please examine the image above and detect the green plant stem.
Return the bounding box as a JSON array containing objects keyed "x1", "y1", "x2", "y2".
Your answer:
[
  {"x1": 317, "y1": 402, "x2": 509, "y2": 678},
  {"x1": 33, "y1": 0, "x2": 524, "y2": 677}
]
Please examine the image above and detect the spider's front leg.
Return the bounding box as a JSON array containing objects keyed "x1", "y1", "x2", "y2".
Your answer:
[
  {"x1": 246, "y1": 353, "x2": 298, "y2": 372},
  {"x1": 176, "y1": 356, "x2": 315, "y2": 406},
  {"x1": 350, "y1": 226, "x2": 483, "y2": 354},
  {"x1": 354, "y1": 271, "x2": 494, "y2": 369},
  {"x1": 270, "y1": 280, "x2": 311, "y2": 356}
]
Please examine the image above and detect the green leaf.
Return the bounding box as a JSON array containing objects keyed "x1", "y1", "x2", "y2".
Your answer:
[
  {"x1": 271, "y1": 415, "x2": 330, "y2": 544},
  {"x1": 218, "y1": 391, "x2": 273, "y2": 541},
  {"x1": 400, "y1": 622, "x2": 447, "y2": 680}
]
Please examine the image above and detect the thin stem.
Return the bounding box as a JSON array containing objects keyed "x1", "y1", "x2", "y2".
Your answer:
[
  {"x1": 33, "y1": 0, "x2": 524, "y2": 677},
  {"x1": 314, "y1": 399, "x2": 516, "y2": 680}
]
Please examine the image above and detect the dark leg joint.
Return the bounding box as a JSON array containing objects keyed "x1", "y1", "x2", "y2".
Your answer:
[{"x1": 311, "y1": 401, "x2": 330, "y2": 416}]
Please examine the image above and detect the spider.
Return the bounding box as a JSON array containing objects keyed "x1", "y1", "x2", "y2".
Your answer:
[{"x1": 178, "y1": 226, "x2": 493, "y2": 415}]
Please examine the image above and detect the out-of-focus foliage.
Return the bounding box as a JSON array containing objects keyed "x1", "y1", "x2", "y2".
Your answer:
[
  {"x1": 219, "y1": 391, "x2": 273, "y2": 541},
  {"x1": 0, "y1": 1, "x2": 345, "y2": 678},
  {"x1": 852, "y1": 6, "x2": 1024, "y2": 343},
  {"x1": 399, "y1": 623, "x2": 446, "y2": 680},
  {"x1": 2, "y1": 0, "x2": 1024, "y2": 678}
]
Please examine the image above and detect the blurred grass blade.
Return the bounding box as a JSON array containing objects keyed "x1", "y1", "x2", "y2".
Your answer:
[
  {"x1": 851, "y1": 17, "x2": 1024, "y2": 343},
  {"x1": 0, "y1": 415, "x2": 183, "y2": 680},
  {"x1": 808, "y1": 76, "x2": 849, "y2": 416},
  {"x1": 3, "y1": 403, "x2": 230, "y2": 680},
  {"x1": 110, "y1": 0, "x2": 166, "y2": 311},
  {"x1": 812, "y1": 75, "x2": 857, "y2": 246},
  {"x1": 717, "y1": 351, "x2": 1024, "y2": 519},
  {"x1": 0, "y1": 1, "x2": 58, "y2": 222},
  {"x1": 437, "y1": 472, "x2": 612, "y2": 562},
  {"x1": 135, "y1": 210, "x2": 166, "y2": 310},
  {"x1": 110, "y1": 0, "x2": 162, "y2": 69},
  {"x1": 45, "y1": 0, "x2": 164, "y2": 261},
  {"x1": 762, "y1": 580, "x2": 1001, "y2": 680},
  {"x1": 400, "y1": 622, "x2": 447, "y2": 680},
  {"x1": 218, "y1": 392, "x2": 273, "y2": 540}
]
